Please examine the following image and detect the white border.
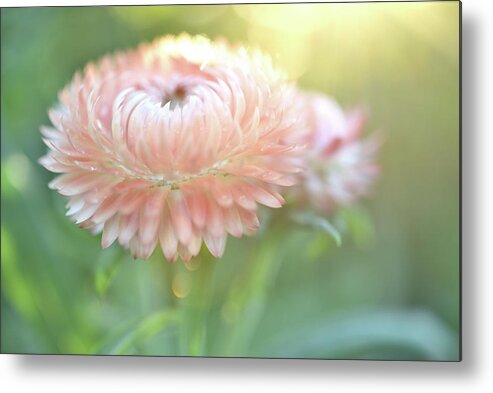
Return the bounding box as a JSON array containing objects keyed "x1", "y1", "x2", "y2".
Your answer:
[{"x1": 2, "y1": 0, "x2": 492, "y2": 391}]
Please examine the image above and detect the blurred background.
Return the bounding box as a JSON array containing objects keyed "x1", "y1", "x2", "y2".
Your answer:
[{"x1": 1, "y1": 2, "x2": 460, "y2": 360}]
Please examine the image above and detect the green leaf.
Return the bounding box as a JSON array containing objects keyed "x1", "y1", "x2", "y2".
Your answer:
[
  {"x1": 291, "y1": 211, "x2": 342, "y2": 246},
  {"x1": 253, "y1": 308, "x2": 459, "y2": 360},
  {"x1": 94, "y1": 247, "x2": 126, "y2": 297},
  {"x1": 336, "y1": 207, "x2": 376, "y2": 248},
  {"x1": 97, "y1": 309, "x2": 180, "y2": 355}
]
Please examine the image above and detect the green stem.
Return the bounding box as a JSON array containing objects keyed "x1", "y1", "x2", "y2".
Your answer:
[
  {"x1": 223, "y1": 222, "x2": 286, "y2": 356},
  {"x1": 177, "y1": 251, "x2": 216, "y2": 356}
]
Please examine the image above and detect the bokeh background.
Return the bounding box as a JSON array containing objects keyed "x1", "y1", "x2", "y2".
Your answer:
[{"x1": 1, "y1": 2, "x2": 460, "y2": 360}]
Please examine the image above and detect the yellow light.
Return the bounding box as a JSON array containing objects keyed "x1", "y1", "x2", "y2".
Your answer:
[{"x1": 234, "y1": 3, "x2": 388, "y2": 80}]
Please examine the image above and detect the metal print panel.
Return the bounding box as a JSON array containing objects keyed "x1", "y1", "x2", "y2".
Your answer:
[{"x1": 0, "y1": 1, "x2": 461, "y2": 361}]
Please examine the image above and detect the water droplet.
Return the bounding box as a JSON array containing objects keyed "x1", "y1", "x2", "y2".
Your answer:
[{"x1": 172, "y1": 272, "x2": 191, "y2": 298}]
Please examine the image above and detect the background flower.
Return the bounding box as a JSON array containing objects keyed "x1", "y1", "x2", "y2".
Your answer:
[
  {"x1": 293, "y1": 93, "x2": 381, "y2": 214},
  {"x1": 40, "y1": 34, "x2": 307, "y2": 261}
]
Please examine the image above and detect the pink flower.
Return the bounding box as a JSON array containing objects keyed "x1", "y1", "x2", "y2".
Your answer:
[
  {"x1": 40, "y1": 34, "x2": 307, "y2": 261},
  {"x1": 294, "y1": 93, "x2": 380, "y2": 213}
]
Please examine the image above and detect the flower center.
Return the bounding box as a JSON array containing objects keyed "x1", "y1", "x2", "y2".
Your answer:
[{"x1": 161, "y1": 84, "x2": 188, "y2": 108}]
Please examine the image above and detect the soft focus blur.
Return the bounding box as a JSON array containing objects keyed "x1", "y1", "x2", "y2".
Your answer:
[{"x1": 1, "y1": 2, "x2": 460, "y2": 360}]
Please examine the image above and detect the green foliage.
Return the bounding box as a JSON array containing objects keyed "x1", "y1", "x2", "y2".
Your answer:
[
  {"x1": 252, "y1": 308, "x2": 459, "y2": 360},
  {"x1": 94, "y1": 248, "x2": 126, "y2": 298},
  {"x1": 96, "y1": 309, "x2": 180, "y2": 355},
  {"x1": 291, "y1": 211, "x2": 342, "y2": 247},
  {"x1": 335, "y1": 207, "x2": 376, "y2": 249}
]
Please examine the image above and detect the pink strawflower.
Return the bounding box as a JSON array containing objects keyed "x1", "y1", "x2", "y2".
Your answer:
[
  {"x1": 294, "y1": 93, "x2": 380, "y2": 213},
  {"x1": 40, "y1": 34, "x2": 307, "y2": 261}
]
